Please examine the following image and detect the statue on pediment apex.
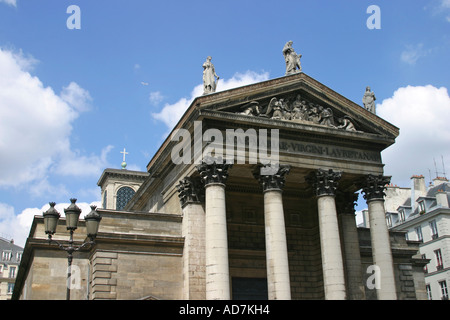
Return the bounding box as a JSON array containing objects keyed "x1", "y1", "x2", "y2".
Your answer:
[{"x1": 283, "y1": 41, "x2": 302, "y2": 75}]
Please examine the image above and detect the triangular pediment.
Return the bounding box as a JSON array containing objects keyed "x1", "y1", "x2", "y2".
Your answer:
[{"x1": 193, "y1": 72, "x2": 398, "y2": 139}]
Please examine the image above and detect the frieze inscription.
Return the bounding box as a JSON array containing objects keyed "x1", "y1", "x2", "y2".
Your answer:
[{"x1": 279, "y1": 140, "x2": 381, "y2": 163}]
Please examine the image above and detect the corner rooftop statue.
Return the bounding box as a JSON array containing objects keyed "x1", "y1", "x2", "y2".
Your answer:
[{"x1": 202, "y1": 56, "x2": 220, "y2": 95}]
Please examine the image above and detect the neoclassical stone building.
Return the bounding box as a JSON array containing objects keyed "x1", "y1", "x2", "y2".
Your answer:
[{"x1": 13, "y1": 72, "x2": 427, "y2": 300}]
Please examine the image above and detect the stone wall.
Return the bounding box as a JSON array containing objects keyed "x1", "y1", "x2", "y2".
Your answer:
[
  {"x1": 358, "y1": 228, "x2": 428, "y2": 300},
  {"x1": 92, "y1": 250, "x2": 182, "y2": 300}
]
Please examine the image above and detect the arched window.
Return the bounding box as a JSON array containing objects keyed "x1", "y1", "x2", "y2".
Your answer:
[{"x1": 116, "y1": 186, "x2": 135, "y2": 210}]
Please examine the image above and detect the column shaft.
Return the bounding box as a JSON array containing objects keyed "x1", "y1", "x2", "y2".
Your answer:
[
  {"x1": 177, "y1": 177, "x2": 206, "y2": 299},
  {"x1": 307, "y1": 169, "x2": 346, "y2": 300},
  {"x1": 181, "y1": 202, "x2": 206, "y2": 300},
  {"x1": 317, "y1": 195, "x2": 347, "y2": 300},
  {"x1": 254, "y1": 164, "x2": 291, "y2": 300},
  {"x1": 368, "y1": 199, "x2": 397, "y2": 300},
  {"x1": 338, "y1": 212, "x2": 365, "y2": 300},
  {"x1": 337, "y1": 192, "x2": 365, "y2": 300},
  {"x1": 362, "y1": 175, "x2": 397, "y2": 300},
  {"x1": 204, "y1": 183, "x2": 230, "y2": 300},
  {"x1": 264, "y1": 189, "x2": 291, "y2": 300}
]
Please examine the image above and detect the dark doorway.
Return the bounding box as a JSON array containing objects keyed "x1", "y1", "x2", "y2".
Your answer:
[{"x1": 232, "y1": 277, "x2": 268, "y2": 300}]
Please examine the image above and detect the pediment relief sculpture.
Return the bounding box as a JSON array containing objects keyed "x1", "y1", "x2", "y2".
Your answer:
[{"x1": 233, "y1": 93, "x2": 361, "y2": 133}]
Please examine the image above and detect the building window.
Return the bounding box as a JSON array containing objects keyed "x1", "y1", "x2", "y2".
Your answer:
[
  {"x1": 418, "y1": 200, "x2": 426, "y2": 214},
  {"x1": 386, "y1": 215, "x2": 392, "y2": 227},
  {"x1": 426, "y1": 284, "x2": 432, "y2": 300},
  {"x1": 439, "y1": 281, "x2": 448, "y2": 300},
  {"x1": 399, "y1": 209, "x2": 405, "y2": 222},
  {"x1": 16, "y1": 252, "x2": 22, "y2": 262},
  {"x1": 9, "y1": 266, "x2": 16, "y2": 278},
  {"x1": 415, "y1": 226, "x2": 423, "y2": 242},
  {"x1": 7, "y1": 283, "x2": 14, "y2": 294},
  {"x1": 430, "y1": 220, "x2": 439, "y2": 240},
  {"x1": 2, "y1": 251, "x2": 12, "y2": 261},
  {"x1": 422, "y1": 254, "x2": 428, "y2": 274},
  {"x1": 435, "y1": 249, "x2": 444, "y2": 271},
  {"x1": 116, "y1": 186, "x2": 135, "y2": 211}
]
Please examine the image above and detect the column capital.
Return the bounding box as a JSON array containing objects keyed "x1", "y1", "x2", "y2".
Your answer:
[
  {"x1": 176, "y1": 177, "x2": 204, "y2": 208},
  {"x1": 196, "y1": 157, "x2": 232, "y2": 186},
  {"x1": 253, "y1": 164, "x2": 290, "y2": 192},
  {"x1": 361, "y1": 174, "x2": 391, "y2": 202},
  {"x1": 307, "y1": 168, "x2": 342, "y2": 197}
]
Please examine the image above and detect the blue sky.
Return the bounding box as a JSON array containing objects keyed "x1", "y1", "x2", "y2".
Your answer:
[{"x1": 0, "y1": 0, "x2": 449, "y2": 246}]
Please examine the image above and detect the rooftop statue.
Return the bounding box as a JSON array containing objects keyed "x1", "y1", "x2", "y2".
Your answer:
[
  {"x1": 203, "y1": 56, "x2": 220, "y2": 95},
  {"x1": 362, "y1": 86, "x2": 376, "y2": 114},
  {"x1": 283, "y1": 41, "x2": 302, "y2": 75}
]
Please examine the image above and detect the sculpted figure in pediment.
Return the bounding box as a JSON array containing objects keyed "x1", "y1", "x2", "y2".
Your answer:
[
  {"x1": 233, "y1": 92, "x2": 362, "y2": 133},
  {"x1": 337, "y1": 116, "x2": 357, "y2": 131},
  {"x1": 239, "y1": 101, "x2": 260, "y2": 116},
  {"x1": 320, "y1": 107, "x2": 336, "y2": 128}
]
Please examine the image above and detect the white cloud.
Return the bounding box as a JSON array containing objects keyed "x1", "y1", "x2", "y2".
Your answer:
[
  {"x1": 400, "y1": 43, "x2": 432, "y2": 65},
  {"x1": 0, "y1": 200, "x2": 101, "y2": 247},
  {"x1": 54, "y1": 145, "x2": 114, "y2": 178},
  {"x1": 0, "y1": 48, "x2": 109, "y2": 188},
  {"x1": 60, "y1": 81, "x2": 92, "y2": 113},
  {"x1": 378, "y1": 85, "x2": 450, "y2": 187},
  {"x1": 152, "y1": 70, "x2": 269, "y2": 130},
  {"x1": 0, "y1": 49, "x2": 76, "y2": 186},
  {"x1": 427, "y1": 0, "x2": 450, "y2": 22},
  {"x1": 149, "y1": 91, "x2": 164, "y2": 106},
  {"x1": 0, "y1": 0, "x2": 16, "y2": 7}
]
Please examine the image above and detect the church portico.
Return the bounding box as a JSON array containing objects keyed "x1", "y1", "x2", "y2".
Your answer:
[
  {"x1": 163, "y1": 70, "x2": 404, "y2": 299},
  {"x1": 14, "y1": 70, "x2": 429, "y2": 301},
  {"x1": 175, "y1": 157, "x2": 401, "y2": 300}
]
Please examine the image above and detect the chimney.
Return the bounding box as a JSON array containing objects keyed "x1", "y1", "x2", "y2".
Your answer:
[
  {"x1": 436, "y1": 190, "x2": 449, "y2": 208},
  {"x1": 411, "y1": 175, "x2": 426, "y2": 210},
  {"x1": 433, "y1": 176, "x2": 448, "y2": 188}
]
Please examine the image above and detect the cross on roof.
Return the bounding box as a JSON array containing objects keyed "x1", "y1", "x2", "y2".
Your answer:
[{"x1": 120, "y1": 148, "x2": 128, "y2": 162}]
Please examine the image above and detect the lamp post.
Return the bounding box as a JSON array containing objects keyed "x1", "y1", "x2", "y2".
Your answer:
[{"x1": 42, "y1": 199, "x2": 102, "y2": 300}]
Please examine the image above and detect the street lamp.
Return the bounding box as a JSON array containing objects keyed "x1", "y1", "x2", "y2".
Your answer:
[{"x1": 42, "y1": 199, "x2": 102, "y2": 300}]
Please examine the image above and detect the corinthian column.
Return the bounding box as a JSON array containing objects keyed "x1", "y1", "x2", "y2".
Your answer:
[
  {"x1": 176, "y1": 177, "x2": 205, "y2": 299},
  {"x1": 197, "y1": 158, "x2": 232, "y2": 300},
  {"x1": 254, "y1": 165, "x2": 291, "y2": 300},
  {"x1": 336, "y1": 191, "x2": 365, "y2": 300},
  {"x1": 308, "y1": 169, "x2": 346, "y2": 300},
  {"x1": 361, "y1": 175, "x2": 397, "y2": 300}
]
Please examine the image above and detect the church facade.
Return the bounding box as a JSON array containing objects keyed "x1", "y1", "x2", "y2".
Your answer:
[{"x1": 13, "y1": 72, "x2": 428, "y2": 300}]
